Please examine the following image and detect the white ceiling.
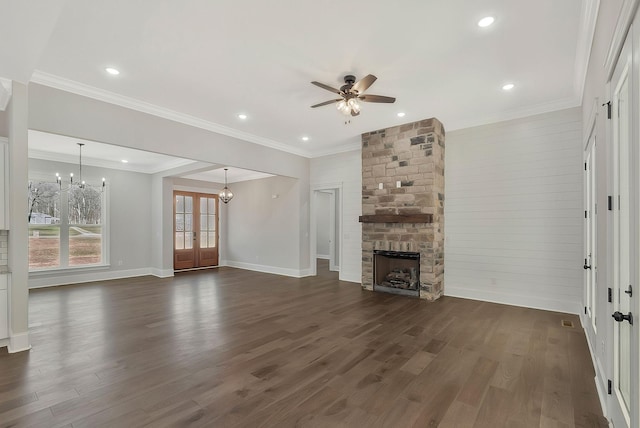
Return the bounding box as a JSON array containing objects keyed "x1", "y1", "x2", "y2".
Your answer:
[{"x1": 3, "y1": 0, "x2": 594, "y2": 158}]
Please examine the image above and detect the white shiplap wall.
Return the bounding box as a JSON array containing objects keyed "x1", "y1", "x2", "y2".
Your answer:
[
  {"x1": 445, "y1": 108, "x2": 583, "y2": 314},
  {"x1": 310, "y1": 150, "x2": 362, "y2": 283}
]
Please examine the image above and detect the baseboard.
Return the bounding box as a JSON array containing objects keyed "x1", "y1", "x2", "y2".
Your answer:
[
  {"x1": 8, "y1": 330, "x2": 30, "y2": 353},
  {"x1": 316, "y1": 254, "x2": 330, "y2": 260},
  {"x1": 0, "y1": 338, "x2": 8, "y2": 349},
  {"x1": 444, "y1": 286, "x2": 582, "y2": 315},
  {"x1": 338, "y1": 273, "x2": 361, "y2": 284},
  {"x1": 225, "y1": 261, "x2": 309, "y2": 278},
  {"x1": 150, "y1": 268, "x2": 174, "y2": 278},
  {"x1": 29, "y1": 268, "x2": 154, "y2": 288}
]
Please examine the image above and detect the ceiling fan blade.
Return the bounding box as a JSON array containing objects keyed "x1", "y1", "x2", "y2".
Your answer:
[
  {"x1": 311, "y1": 81, "x2": 342, "y2": 95},
  {"x1": 352, "y1": 74, "x2": 377, "y2": 94},
  {"x1": 358, "y1": 94, "x2": 396, "y2": 103},
  {"x1": 311, "y1": 99, "x2": 342, "y2": 108}
]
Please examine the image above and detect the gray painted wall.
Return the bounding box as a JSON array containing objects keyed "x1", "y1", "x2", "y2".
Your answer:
[{"x1": 224, "y1": 175, "x2": 306, "y2": 276}]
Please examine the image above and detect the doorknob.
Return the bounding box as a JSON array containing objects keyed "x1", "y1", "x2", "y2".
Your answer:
[
  {"x1": 624, "y1": 285, "x2": 632, "y2": 297},
  {"x1": 193, "y1": 231, "x2": 197, "y2": 241},
  {"x1": 612, "y1": 311, "x2": 633, "y2": 325},
  {"x1": 583, "y1": 258, "x2": 591, "y2": 270}
]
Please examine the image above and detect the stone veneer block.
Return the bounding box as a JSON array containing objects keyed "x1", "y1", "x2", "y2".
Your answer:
[{"x1": 361, "y1": 118, "x2": 445, "y2": 300}]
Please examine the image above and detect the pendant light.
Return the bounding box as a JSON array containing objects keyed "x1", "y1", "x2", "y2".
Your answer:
[
  {"x1": 55, "y1": 142, "x2": 106, "y2": 191},
  {"x1": 219, "y1": 168, "x2": 234, "y2": 203}
]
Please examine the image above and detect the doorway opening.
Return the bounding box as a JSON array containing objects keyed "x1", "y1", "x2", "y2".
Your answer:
[{"x1": 310, "y1": 184, "x2": 342, "y2": 277}]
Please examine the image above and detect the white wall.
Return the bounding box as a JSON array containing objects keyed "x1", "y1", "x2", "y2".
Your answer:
[
  {"x1": 316, "y1": 192, "x2": 330, "y2": 257},
  {"x1": 28, "y1": 158, "x2": 154, "y2": 287},
  {"x1": 224, "y1": 175, "x2": 307, "y2": 277},
  {"x1": 444, "y1": 108, "x2": 583, "y2": 314},
  {"x1": 310, "y1": 150, "x2": 361, "y2": 283}
]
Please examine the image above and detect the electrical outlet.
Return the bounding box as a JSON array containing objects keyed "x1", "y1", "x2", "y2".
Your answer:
[
  {"x1": 378, "y1": 183, "x2": 383, "y2": 190},
  {"x1": 117, "y1": 260, "x2": 123, "y2": 266}
]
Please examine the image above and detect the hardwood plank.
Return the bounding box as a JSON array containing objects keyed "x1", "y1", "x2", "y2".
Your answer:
[{"x1": 0, "y1": 262, "x2": 608, "y2": 427}]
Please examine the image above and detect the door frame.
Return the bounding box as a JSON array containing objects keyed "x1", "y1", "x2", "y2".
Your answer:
[
  {"x1": 309, "y1": 182, "x2": 343, "y2": 277},
  {"x1": 584, "y1": 122, "x2": 597, "y2": 331},
  {"x1": 173, "y1": 190, "x2": 220, "y2": 270}
]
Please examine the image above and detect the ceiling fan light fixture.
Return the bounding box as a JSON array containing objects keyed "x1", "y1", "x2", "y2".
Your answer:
[
  {"x1": 348, "y1": 98, "x2": 360, "y2": 114},
  {"x1": 336, "y1": 99, "x2": 350, "y2": 115}
]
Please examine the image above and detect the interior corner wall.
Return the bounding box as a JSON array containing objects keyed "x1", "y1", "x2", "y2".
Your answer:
[
  {"x1": 28, "y1": 158, "x2": 153, "y2": 287},
  {"x1": 310, "y1": 150, "x2": 362, "y2": 283},
  {"x1": 444, "y1": 107, "x2": 583, "y2": 314},
  {"x1": 224, "y1": 175, "x2": 306, "y2": 277}
]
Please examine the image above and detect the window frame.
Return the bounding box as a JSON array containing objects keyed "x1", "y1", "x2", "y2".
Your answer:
[{"x1": 28, "y1": 172, "x2": 110, "y2": 273}]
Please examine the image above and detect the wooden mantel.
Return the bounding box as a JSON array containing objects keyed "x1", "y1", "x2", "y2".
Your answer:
[{"x1": 358, "y1": 214, "x2": 433, "y2": 223}]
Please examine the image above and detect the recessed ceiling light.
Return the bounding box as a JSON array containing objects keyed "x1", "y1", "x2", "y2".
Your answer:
[
  {"x1": 502, "y1": 83, "x2": 515, "y2": 91},
  {"x1": 121, "y1": 159, "x2": 128, "y2": 163},
  {"x1": 105, "y1": 67, "x2": 120, "y2": 75},
  {"x1": 301, "y1": 136, "x2": 309, "y2": 141},
  {"x1": 397, "y1": 112, "x2": 406, "y2": 117},
  {"x1": 237, "y1": 114, "x2": 248, "y2": 120},
  {"x1": 478, "y1": 16, "x2": 495, "y2": 27}
]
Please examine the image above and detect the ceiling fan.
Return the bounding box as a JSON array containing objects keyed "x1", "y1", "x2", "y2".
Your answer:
[{"x1": 310, "y1": 74, "x2": 396, "y2": 116}]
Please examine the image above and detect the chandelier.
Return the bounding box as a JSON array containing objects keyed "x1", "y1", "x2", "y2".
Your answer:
[
  {"x1": 55, "y1": 143, "x2": 105, "y2": 191},
  {"x1": 219, "y1": 168, "x2": 233, "y2": 203}
]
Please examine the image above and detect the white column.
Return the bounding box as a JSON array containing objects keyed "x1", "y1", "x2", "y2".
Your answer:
[{"x1": 7, "y1": 81, "x2": 30, "y2": 352}]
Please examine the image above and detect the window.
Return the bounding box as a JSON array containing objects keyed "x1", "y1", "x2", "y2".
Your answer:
[{"x1": 29, "y1": 180, "x2": 106, "y2": 270}]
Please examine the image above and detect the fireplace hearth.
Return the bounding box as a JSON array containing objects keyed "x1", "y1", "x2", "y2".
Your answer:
[{"x1": 374, "y1": 250, "x2": 420, "y2": 297}]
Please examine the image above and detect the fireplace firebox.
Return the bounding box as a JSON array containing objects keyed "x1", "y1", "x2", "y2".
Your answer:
[{"x1": 373, "y1": 250, "x2": 420, "y2": 297}]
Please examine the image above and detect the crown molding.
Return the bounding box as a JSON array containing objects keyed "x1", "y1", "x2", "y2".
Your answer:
[
  {"x1": 604, "y1": 0, "x2": 640, "y2": 80},
  {"x1": 30, "y1": 71, "x2": 313, "y2": 158},
  {"x1": 306, "y1": 141, "x2": 362, "y2": 158},
  {"x1": 574, "y1": 0, "x2": 600, "y2": 100}
]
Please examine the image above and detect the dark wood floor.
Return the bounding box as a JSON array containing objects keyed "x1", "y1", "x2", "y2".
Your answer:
[{"x1": 0, "y1": 262, "x2": 607, "y2": 427}]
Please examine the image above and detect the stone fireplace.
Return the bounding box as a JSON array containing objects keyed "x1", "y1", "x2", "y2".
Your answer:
[{"x1": 360, "y1": 118, "x2": 444, "y2": 300}]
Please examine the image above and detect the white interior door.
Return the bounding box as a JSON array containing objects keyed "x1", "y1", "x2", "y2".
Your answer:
[{"x1": 610, "y1": 34, "x2": 633, "y2": 428}]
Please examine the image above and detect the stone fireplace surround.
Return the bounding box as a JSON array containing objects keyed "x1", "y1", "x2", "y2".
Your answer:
[{"x1": 360, "y1": 118, "x2": 445, "y2": 300}]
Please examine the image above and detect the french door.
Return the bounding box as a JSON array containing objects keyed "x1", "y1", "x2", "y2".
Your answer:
[
  {"x1": 174, "y1": 191, "x2": 219, "y2": 270},
  {"x1": 610, "y1": 34, "x2": 633, "y2": 428}
]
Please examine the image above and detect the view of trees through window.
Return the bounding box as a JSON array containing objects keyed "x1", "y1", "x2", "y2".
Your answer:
[{"x1": 28, "y1": 181, "x2": 104, "y2": 269}]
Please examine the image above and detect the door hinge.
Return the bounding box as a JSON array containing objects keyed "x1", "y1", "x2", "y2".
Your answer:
[
  {"x1": 608, "y1": 196, "x2": 613, "y2": 210},
  {"x1": 584, "y1": 162, "x2": 587, "y2": 171},
  {"x1": 603, "y1": 101, "x2": 612, "y2": 119},
  {"x1": 608, "y1": 379, "x2": 612, "y2": 394},
  {"x1": 584, "y1": 210, "x2": 587, "y2": 219},
  {"x1": 608, "y1": 287, "x2": 613, "y2": 303},
  {"x1": 584, "y1": 306, "x2": 587, "y2": 314}
]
